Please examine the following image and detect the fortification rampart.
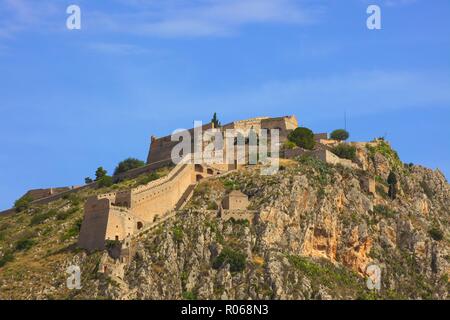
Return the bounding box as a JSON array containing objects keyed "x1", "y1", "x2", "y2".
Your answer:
[
  {"x1": 78, "y1": 157, "x2": 223, "y2": 251},
  {"x1": 146, "y1": 115, "x2": 299, "y2": 170}
]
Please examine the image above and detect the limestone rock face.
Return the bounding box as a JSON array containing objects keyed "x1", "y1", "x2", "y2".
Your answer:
[
  {"x1": 89, "y1": 148, "x2": 449, "y2": 300},
  {"x1": 1, "y1": 143, "x2": 447, "y2": 300}
]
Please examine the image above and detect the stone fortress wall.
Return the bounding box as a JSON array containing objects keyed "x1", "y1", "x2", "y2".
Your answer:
[
  {"x1": 79, "y1": 115, "x2": 300, "y2": 251},
  {"x1": 78, "y1": 158, "x2": 224, "y2": 251},
  {"x1": 146, "y1": 115, "x2": 299, "y2": 167},
  {"x1": 76, "y1": 115, "x2": 371, "y2": 252}
]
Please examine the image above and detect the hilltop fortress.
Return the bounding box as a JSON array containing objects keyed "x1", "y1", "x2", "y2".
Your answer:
[
  {"x1": 78, "y1": 115, "x2": 303, "y2": 251},
  {"x1": 73, "y1": 115, "x2": 364, "y2": 252}
]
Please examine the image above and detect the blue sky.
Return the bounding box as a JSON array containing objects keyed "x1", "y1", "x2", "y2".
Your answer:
[{"x1": 0, "y1": 0, "x2": 449, "y2": 210}]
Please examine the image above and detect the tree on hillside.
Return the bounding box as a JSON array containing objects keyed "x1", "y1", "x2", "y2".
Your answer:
[
  {"x1": 330, "y1": 129, "x2": 350, "y2": 141},
  {"x1": 331, "y1": 144, "x2": 356, "y2": 160},
  {"x1": 211, "y1": 112, "x2": 221, "y2": 128},
  {"x1": 97, "y1": 175, "x2": 113, "y2": 188},
  {"x1": 387, "y1": 171, "x2": 398, "y2": 200},
  {"x1": 114, "y1": 158, "x2": 145, "y2": 176},
  {"x1": 84, "y1": 177, "x2": 93, "y2": 184},
  {"x1": 95, "y1": 167, "x2": 107, "y2": 181},
  {"x1": 288, "y1": 127, "x2": 315, "y2": 150},
  {"x1": 14, "y1": 195, "x2": 33, "y2": 213}
]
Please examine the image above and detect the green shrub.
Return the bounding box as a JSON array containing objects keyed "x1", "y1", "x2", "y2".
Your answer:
[
  {"x1": 223, "y1": 179, "x2": 239, "y2": 191},
  {"x1": 182, "y1": 291, "x2": 197, "y2": 300},
  {"x1": 366, "y1": 141, "x2": 402, "y2": 170},
  {"x1": 105, "y1": 239, "x2": 121, "y2": 249},
  {"x1": 288, "y1": 255, "x2": 360, "y2": 289},
  {"x1": 212, "y1": 247, "x2": 246, "y2": 272},
  {"x1": 330, "y1": 129, "x2": 350, "y2": 141},
  {"x1": 14, "y1": 195, "x2": 33, "y2": 212},
  {"x1": 114, "y1": 158, "x2": 146, "y2": 176},
  {"x1": 62, "y1": 193, "x2": 81, "y2": 206},
  {"x1": 172, "y1": 226, "x2": 183, "y2": 242},
  {"x1": 288, "y1": 127, "x2": 315, "y2": 150},
  {"x1": 429, "y1": 227, "x2": 444, "y2": 241},
  {"x1": 331, "y1": 144, "x2": 356, "y2": 160},
  {"x1": 136, "y1": 172, "x2": 159, "y2": 186},
  {"x1": 282, "y1": 141, "x2": 297, "y2": 150},
  {"x1": 15, "y1": 238, "x2": 36, "y2": 251},
  {"x1": 97, "y1": 175, "x2": 113, "y2": 188},
  {"x1": 0, "y1": 252, "x2": 14, "y2": 267},
  {"x1": 373, "y1": 205, "x2": 397, "y2": 218},
  {"x1": 60, "y1": 218, "x2": 83, "y2": 241},
  {"x1": 207, "y1": 201, "x2": 218, "y2": 210},
  {"x1": 29, "y1": 210, "x2": 54, "y2": 226},
  {"x1": 56, "y1": 207, "x2": 78, "y2": 220}
]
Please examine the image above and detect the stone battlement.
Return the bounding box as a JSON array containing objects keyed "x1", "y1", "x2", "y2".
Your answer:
[
  {"x1": 78, "y1": 115, "x2": 365, "y2": 252},
  {"x1": 78, "y1": 157, "x2": 224, "y2": 251}
]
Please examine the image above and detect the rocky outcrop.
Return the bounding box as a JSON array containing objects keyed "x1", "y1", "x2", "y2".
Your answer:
[
  {"x1": 84, "y1": 145, "x2": 449, "y2": 300},
  {"x1": 1, "y1": 142, "x2": 448, "y2": 300}
]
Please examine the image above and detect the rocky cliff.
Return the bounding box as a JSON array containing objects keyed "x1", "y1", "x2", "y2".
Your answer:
[{"x1": 0, "y1": 141, "x2": 449, "y2": 299}]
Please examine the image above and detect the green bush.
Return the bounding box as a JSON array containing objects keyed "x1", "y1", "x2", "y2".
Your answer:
[
  {"x1": 14, "y1": 195, "x2": 33, "y2": 212},
  {"x1": 288, "y1": 255, "x2": 360, "y2": 290},
  {"x1": 60, "y1": 218, "x2": 83, "y2": 241},
  {"x1": 330, "y1": 129, "x2": 350, "y2": 141},
  {"x1": 182, "y1": 291, "x2": 197, "y2": 300},
  {"x1": 0, "y1": 252, "x2": 14, "y2": 267},
  {"x1": 366, "y1": 141, "x2": 402, "y2": 170},
  {"x1": 114, "y1": 158, "x2": 146, "y2": 176},
  {"x1": 97, "y1": 175, "x2": 113, "y2": 188},
  {"x1": 62, "y1": 193, "x2": 81, "y2": 206},
  {"x1": 429, "y1": 227, "x2": 444, "y2": 241},
  {"x1": 29, "y1": 210, "x2": 54, "y2": 226},
  {"x1": 105, "y1": 239, "x2": 121, "y2": 249},
  {"x1": 207, "y1": 201, "x2": 218, "y2": 210},
  {"x1": 172, "y1": 226, "x2": 183, "y2": 242},
  {"x1": 331, "y1": 144, "x2": 356, "y2": 160},
  {"x1": 373, "y1": 205, "x2": 397, "y2": 218},
  {"x1": 212, "y1": 247, "x2": 246, "y2": 272},
  {"x1": 288, "y1": 127, "x2": 315, "y2": 150},
  {"x1": 223, "y1": 179, "x2": 239, "y2": 191},
  {"x1": 15, "y1": 238, "x2": 36, "y2": 251},
  {"x1": 136, "y1": 172, "x2": 160, "y2": 186},
  {"x1": 56, "y1": 207, "x2": 78, "y2": 220},
  {"x1": 282, "y1": 141, "x2": 297, "y2": 150}
]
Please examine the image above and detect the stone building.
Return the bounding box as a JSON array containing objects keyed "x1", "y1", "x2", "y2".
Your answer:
[
  {"x1": 222, "y1": 190, "x2": 249, "y2": 211},
  {"x1": 146, "y1": 115, "x2": 299, "y2": 168}
]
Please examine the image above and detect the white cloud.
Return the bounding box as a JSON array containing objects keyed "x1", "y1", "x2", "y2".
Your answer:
[{"x1": 89, "y1": 0, "x2": 322, "y2": 37}]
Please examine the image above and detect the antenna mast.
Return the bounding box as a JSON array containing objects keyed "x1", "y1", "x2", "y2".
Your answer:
[{"x1": 344, "y1": 110, "x2": 347, "y2": 130}]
